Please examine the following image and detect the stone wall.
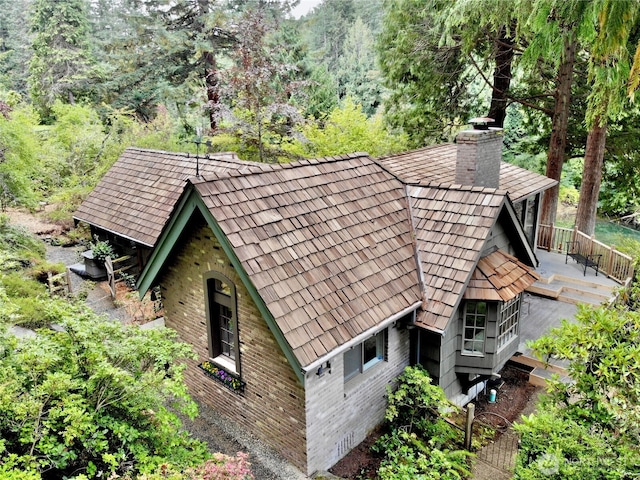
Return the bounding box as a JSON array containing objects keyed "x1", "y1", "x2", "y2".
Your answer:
[{"x1": 159, "y1": 216, "x2": 307, "y2": 471}]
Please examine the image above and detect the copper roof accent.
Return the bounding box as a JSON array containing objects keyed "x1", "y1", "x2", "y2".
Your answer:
[
  {"x1": 408, "y1": 184, "x2": 506, "y2": 332},
  {"x1": 192, "y1": 154, "x2": 422, "y2": 368},
  {"x1": 464, "y1": 249, "x2": 540, "y2": 301},
  {"x1": 73, "y1": 148, "x2": 257, "y2": 247},
  {"x1": 376, "y1": 144, "x2": 557, "y2": 202}
]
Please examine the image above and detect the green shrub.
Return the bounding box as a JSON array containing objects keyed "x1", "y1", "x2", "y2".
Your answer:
[
  {"x1": 373, "y1": 366, "x2": 472, "y2": 479},
  {"x1": 0, "y1": 272, "x2": 47, "y2": 298},
  {"x1": 0, "y1": 309, "x2": 209, "y2": 478},
  {"x1": 558, "y1": 185, "x2": 579, "y2": 206},
  {"x1": 11, "y1": 296, "x2": 51, "y2": 329},
  {"x1": 0, "y1": 215, "x2": 46, "y2": 262},
  {"x1": 91, "y1": 235, "x2": 115, "y2": 263},
  {"x1": 28, "y1": 260, "x2": 66, "y2": 283}
]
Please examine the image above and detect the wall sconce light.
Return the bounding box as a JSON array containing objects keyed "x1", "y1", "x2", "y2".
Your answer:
[{"x1": 316, "y1": 361, "x2": 332, "y2": 376}]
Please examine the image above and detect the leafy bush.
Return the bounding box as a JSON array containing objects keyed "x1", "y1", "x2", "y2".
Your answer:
[
  {"x1": 514, "y1": 305, "x2": 640, "y2": 478},
  {"x1": 0, "y1": 215, "x2": 46, "y2": 265},
  {"x1": 8, "y1": 296, "x2": 52, "y2": 329},
  {"x1": 0, "y1": 306, "x2": 210, "y2": 478},
  {"x1": 0, "y1": 272, "x2": 47, "y2": 298},
  {"x1": 131, "y1": 452, "x2": 254, "y2": 479},
  {"x1": 558, "y1": 184, "x2": 579, "y2": 206},
  {"x1": 28, "y1": 259, "x2": 66, "y2": 283},
  {"x1": 373, "y1": 366, "x2": 472, "y2": 479},
  {"x1": 91, "y1": 235, "x2": 115, "y2": 264}
]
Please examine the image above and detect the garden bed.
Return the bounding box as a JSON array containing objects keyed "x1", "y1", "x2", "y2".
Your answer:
[{"x1": 329, "y1": 363, "x2": 541, "y2": 479}]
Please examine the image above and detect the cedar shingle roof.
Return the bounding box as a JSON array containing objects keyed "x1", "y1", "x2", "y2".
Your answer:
[
  {"x1": 408, "y1": 185, "x2": 507, "y2": 332},
  {"x1": 73, "y1": 148, "x2": 256, "y2": 246},
  {"x1": 192, "y1": 154, "x2": 422, "y2": 368},
  {"x1": 464, "y1": 250, "x2": 540, "y2": 302},
  {"x1": 376, "y1": 144, "x2": 557, "y2": 202}
]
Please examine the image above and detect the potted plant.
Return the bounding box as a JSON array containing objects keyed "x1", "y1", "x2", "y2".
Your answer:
[{"x1": 82, "y1": 236, "x2": 114, "y2": 279}]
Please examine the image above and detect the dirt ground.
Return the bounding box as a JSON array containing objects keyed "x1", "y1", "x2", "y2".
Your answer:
[
  {"x1": 3, "y1": 206, "x2": 68, "y2": 237},
  {"x1": 329, "y1": 363, "x2": 541, "y2": 479}
]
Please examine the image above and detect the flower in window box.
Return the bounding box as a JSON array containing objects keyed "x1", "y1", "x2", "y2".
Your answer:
[{"x1": 198, "y1": 361, "x2": 245, "y2": 392}]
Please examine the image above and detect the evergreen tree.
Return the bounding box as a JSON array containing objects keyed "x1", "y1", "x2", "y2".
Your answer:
[
  {"x1": 0, "y1": 0, "x2": 33, "y2": 94},
  {"x1": 336, "y1": 17, "x2": 384, "y2": 116},
  {"x1": 219, "y1": 1, "x2": 304, "y2": 162},
  {"x1": 28, "y1": 0, "x2": 93, "y2": 119}
]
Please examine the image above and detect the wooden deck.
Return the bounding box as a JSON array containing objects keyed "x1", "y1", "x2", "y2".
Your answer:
[{"x1": 518, "y1": 249, "x2": 620, "y2": 357}]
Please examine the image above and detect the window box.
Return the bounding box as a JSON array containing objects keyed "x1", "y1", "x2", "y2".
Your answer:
[{"x1": 198, "y1": 361, "x2": 245, "y2": 393}]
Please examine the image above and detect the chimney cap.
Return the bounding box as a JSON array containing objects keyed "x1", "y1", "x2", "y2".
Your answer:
[{"x1": 468, "y1": 117, "x2": 495, "y2": 130}]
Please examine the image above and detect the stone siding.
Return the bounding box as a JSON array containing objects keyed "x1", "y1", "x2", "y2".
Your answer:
[{"x1": 159, "y1": 217, "x2": 307, "y2": 471}]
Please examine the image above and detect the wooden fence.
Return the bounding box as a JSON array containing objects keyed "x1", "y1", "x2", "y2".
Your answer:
[
  {"x1": 48, "y1": 268, "x2": 72, "y2": 296},
  {"x1": 537, "y1": 224, "x2": 634, "y2": 283},
  {"x1": 105, "y1": 255, "x2": 135, "y2": 299}
]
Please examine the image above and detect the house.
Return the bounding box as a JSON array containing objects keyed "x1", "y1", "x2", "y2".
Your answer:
[
  {"x1": 73, "y1": 147, "x2": 256, "y2": 271},
  {"x1": 75, "y1": 127, "x2": 556, "y2": 475}
]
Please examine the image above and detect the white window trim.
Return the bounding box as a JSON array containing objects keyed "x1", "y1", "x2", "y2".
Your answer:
[
  {"x1": 462, "y1": 301, "x2": 487, "y2": 356},
  {"x1": 497, "y1": 294, "x2": 521, "y2": 350}
]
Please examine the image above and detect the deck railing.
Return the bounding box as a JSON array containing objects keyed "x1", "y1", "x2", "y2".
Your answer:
[{"x1": 537, "y1": 224, "x2": 635, "y2": 284}]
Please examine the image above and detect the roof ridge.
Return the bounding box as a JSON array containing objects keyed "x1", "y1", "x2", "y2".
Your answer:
[
  {"x1": 125, "y1": 146, "x2": 253, "y2": 165},
  {"x1": 376, "y1": 143, "x2": 454, "y2": 161},
  {"x1": 190, "y1": 152, "x2": 375, "y2": 184},
  {"x1": 408, "y1": 182, "x2": 508, "y2": 196}
]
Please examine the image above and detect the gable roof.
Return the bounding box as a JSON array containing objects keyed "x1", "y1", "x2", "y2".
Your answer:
[
  {"x1": 376, "y1": 144, "x2": 557, "y2": 202},
  {"x1": 408, "y1": 185, "x2": 515, "y2": 332},
  {"x1": 128, "y1": 146, "x2": 549, "y2": 375},
  {"x1": 138, "y1": 153, "x2": 424, "y2": 375},
  {"x1": 190, "y1": 154, "x2": 423, "y2": 368},
  {"x1": 73, "y1": 147, "x2": 257, "y2": 247}
]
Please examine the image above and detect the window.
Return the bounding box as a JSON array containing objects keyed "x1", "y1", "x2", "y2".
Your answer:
[
  {"x1": 463, "y1": 301, "x2": 486, "y2": 355},
  {"x1": 497, "y1": 294, "x2": 521, "y2": 349},
  {"x1": 344, "y1": 330, "x2": 386, "y2": 381},
  {"x1": 205, "y1": 273, "x2": 239, "y2": 374}
]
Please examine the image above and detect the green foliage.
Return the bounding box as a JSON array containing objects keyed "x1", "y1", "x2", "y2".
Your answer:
[
  {"x1": 0, "y1": 103, "x2": 43, "y2": 209},
  {"x1": 0, "y1": 215, "x2": 46, "y2": 268},
  {"x1": 558, "y1": 185, "x2": 579, "y2": 206},
  {"x1": 0, "y1": 272, "x2": 47, "y2": 298},
  {"x1": 515, "y1": 407, "x2": 638, "y2": 479},
  {"x1": 90, "y1": 236, "x2": 115, "y2": 264},
  {"x1": 131, "y1": 452, "x2": 254, "y2": 480},
  {"x1": 373, "y1": 366, "x2": 472, "y2": 479},
  {"x1": 515, "y1": 304, "x2": 640, "y2": 478},
  {"x1": 0, "y1": 306, "x2": 209, "y2": 478},
  {"x1": 377, "y1": 0, "x2": 490, "y2": 146},
  {"x1": 29, "y1": 0, "x2": 94, "y2": 119},
  {"x1": 335, "y1": 17, "x2": 384, "y2": 116},
  {"x1": 284, "y1": 98, "x2": 407, "y2": 158}
]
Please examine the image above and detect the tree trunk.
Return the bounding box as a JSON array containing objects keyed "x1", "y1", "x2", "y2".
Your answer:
[
  {"x1": 203, "y1": 51, "x2": 219, "y2": 132},
  {"x1": 487, "y1": 24, "x2": 514, "y2": 128},
  {"x1": 539, "y1": 34, "x2": 577, "y2": 226},
  {"x1": 575, "y1": 119, "x2": 607, "y2": 236}
]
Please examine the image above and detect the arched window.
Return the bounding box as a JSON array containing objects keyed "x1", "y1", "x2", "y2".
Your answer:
[{"x1": 204, "y1": 272, "x2": 240, "y2": 374}]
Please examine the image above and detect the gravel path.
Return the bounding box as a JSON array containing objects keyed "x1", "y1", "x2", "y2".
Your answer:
[{"x1": 45, "y1": 243, "x2": 309, "y2": 480}]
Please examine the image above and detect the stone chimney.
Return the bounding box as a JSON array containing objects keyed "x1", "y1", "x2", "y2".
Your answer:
[{"x1": 455, "y1": 118, "x2": 503, "y2": 189}]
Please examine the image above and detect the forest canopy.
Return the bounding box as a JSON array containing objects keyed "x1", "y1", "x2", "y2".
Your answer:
[{"x1": 1, "y1": 0, "x2": 640, "y2": 232}]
